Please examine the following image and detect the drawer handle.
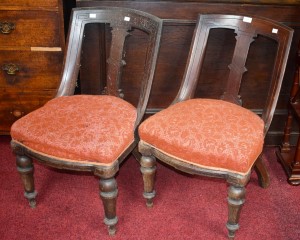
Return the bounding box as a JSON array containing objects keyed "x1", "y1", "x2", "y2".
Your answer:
[
  {"x1": 0, "y1": 21, "x2": 15, "y2": 34},
  {"x1": 11, "y1": 109, "x2": 24, "y2": 118},
  {"x1": 2, "y1": 63, "x2": 19, "y2": 75}
]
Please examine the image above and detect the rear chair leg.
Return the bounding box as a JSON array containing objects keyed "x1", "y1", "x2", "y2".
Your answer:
[
  {"x1": 254, "y1": 156, "x2": 270, "y2": 188},
  {"x1": 16, "y1": 155, "x2": 37, "y2": 208},
  {"x1": 140, "y1": 155, "x2": 156, "y2": 207},
  {"x1": 227, "y1": 185, "x2": 246, "y2": 240},
  {"x1": 99, "y1": 177, "x2": 118, "y2": 235}
]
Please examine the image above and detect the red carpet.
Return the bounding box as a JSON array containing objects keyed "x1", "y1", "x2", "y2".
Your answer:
[{"x1": 1, "y1": 135, "x2": 299, "y2": 240}]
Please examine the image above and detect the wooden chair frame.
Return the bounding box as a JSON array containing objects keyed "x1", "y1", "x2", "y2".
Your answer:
[
  {"x1": 11, "y1": 7, "x2": 162, "y2": 235},
  {"x1": 139, "y1": 14, "x2": 293, "y2": 239}
]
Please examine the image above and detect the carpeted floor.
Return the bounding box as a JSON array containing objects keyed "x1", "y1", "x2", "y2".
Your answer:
[{"x1": 1, "y1": 135, "x2": 299, "y2": 240}]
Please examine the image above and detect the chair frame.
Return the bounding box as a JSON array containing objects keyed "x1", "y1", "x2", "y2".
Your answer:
[
  {"x1": 139, "y1": 14, "x2": 293, "y2": 239},
  {"x1": 11, "y1": 7, "x2": 162, "y2": 235}
]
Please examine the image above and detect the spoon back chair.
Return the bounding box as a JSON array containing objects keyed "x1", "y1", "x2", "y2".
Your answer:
[
  {"x1": 138, "y1": 14, "x2": 293, "y2": 239},
  {"x1": 10, "y1": 7, "x2": 162, "y2": 235}
]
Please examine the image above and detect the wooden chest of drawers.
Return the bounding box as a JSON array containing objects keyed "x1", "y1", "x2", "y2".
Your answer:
[{"x1": 0, "y1": 0, "x2": 64, "y2": 134}]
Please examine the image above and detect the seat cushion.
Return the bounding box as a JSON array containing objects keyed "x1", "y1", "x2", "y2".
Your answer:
[
  {"x1": 11, "y1": 95, "x2": 137, "y2": 166},
  {"x1": 139, "y1": 99, "x2": 264, "y2": 175}
]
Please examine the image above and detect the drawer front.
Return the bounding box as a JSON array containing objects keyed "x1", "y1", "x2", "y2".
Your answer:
[
  {"x1": 0, "y1": 90, "x2": 56, "y2": 134},
  {"x1": 0, "y1": 10, "x2": 61, "y2": 47},
  {"x1": 0, "y1": 50, "x2": 63, "y2": 89},
  {"x1": 0, "y1": 0, "x2": 58, "y2": 8}
]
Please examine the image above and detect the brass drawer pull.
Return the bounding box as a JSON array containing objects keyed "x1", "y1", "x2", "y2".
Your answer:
[
  {"x1": 2, "y1": 63, "x2": 19, "y2": 75},
  {"x1": 0, "y1": 21, "x2": 15, "y2": 34},
  {"x1": 11, "y1": 109, "x2": 24, "y2": 118}
]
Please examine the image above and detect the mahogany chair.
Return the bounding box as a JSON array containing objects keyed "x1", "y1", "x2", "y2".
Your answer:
[
  {"x1": 10, "y1": 7, "x2": 162, "y2": 235},
  {"x1": 138, "y1": 14, "x2": 293, "y2": 239}
]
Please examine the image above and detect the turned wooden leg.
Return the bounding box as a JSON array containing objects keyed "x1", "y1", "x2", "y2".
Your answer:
[
  {"x1": 281, "y1": 109, "x2": 294, "y2": 152},
  {"x1": 140, "y1": 155, "x2": 156, "y2": 208},
  {"x1": 254, "y1": 156, "x2": 270, "y2": 189},
  {"x1": 99, "y1": 177, "x2": 118, "y2": 235},
  {"x1": 281, "y1": 65, "x2": 300, "y2": 152},
  {"x1": 16, "y1": 155, "x2": 37, "y2": 208},
  {"x1": 288, "y1": 137, "x2": 300, "y2": 185},
  {"x1": 227, "y1": 185, "x2": 246, "y2": 240}
]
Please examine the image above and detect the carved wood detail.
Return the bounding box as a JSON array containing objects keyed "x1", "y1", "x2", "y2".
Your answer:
[{"x1": 222, "y1": 31, "x2": 255, "y2": 105}]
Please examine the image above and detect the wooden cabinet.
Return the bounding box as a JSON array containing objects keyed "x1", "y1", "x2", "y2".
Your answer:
[{"x1": 0, "y1": 0, "x2": 64, "y2": 134}]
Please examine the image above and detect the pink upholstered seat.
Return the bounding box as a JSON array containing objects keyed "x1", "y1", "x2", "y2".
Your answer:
[
  {"x1": 11, "y1": 95, "x2": 136, "y2": 165},
  {"x1": 139, "y1": 98, "x2": 264, "y2": 175}
]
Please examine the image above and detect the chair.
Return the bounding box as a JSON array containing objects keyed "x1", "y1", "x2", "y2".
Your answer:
[
  {"x1": 10, "y1": 7, "x2": 162, "y2": 235},
  {"x1": 138, "y1": 14, "x2": 293, "y2": 239}
]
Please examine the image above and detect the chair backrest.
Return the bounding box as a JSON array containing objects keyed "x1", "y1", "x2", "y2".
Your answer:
[
  {"x1": 56, "y1": 7, "x2": 163, "y2": 128},
  {"x1": 174, "y1": 14, "x2": 293, "y2": 135}
]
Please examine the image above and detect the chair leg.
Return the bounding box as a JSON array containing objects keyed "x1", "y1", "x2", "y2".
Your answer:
[
  {"x1": 254, "y1": 156, "x2": 270, "y2": 189},
  {"x1": 16, "y1": 155, "x2": 38, "y2": 208},
  {"x1": 140, "y1": 154, "x2": 156, "y2": 208},
  {"x1": 99, "y1": 177, "x2": 118, "y2": 235},
  {"x1": 227, "y1": 185, "x2": 246, "y2": 240}
]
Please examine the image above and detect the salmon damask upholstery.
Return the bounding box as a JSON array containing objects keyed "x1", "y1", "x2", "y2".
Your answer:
[
  {"x1": 11, "y1": 95, "x2": 136, "y2": 165},
  {"x1": 139, "y1": 99, "x2": 264, "y2": 175}
]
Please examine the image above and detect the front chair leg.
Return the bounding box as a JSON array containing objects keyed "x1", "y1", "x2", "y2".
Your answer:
[
  {"x1": 254, "y1": 156, "x2": 270, "y2": 188},
  {"x1": 99, "y1": 177, "x2": 118, "y2": 235},
  {"x1": 16, "y1": 155, "x2": 38, "y2": 208},
  {"x1": 227, "y1": 185, "x2": 246, "y2": 240},
  {"x1": 140, "y1": 155, "x2": 156, "y2": 208}
]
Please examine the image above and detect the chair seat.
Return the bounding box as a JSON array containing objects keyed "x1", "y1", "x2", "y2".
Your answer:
[
  {"x1": 11, "y1": 95, "x2": 137, "y2": 166},
  {"x1": 139, "y1": 99, "x2": 264, "y2": 175}
]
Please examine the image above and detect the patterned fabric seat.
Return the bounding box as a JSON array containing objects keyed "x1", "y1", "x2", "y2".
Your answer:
[
  {"x1": 139, "y1": 98, "x2": 264, "y2": 175},
  {"x1": 11, "y1": 95, "x2": 136, "y2": 165}
]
